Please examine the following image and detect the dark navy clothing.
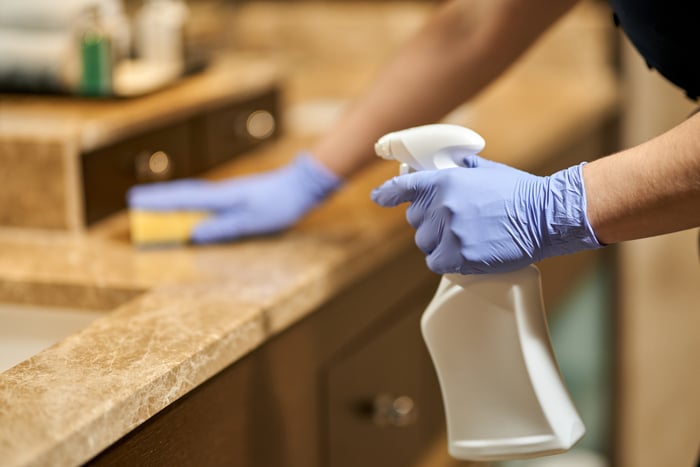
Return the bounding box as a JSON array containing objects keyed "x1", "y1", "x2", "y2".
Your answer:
[{"x1": 609, "y1": 0, "x2": 700, "y2": 100}]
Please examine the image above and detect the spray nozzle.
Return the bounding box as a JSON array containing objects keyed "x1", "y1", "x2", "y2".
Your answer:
[
  {"x1": 374, "y1": 137, "x2": 393, "y2": 160},
  {"x1": 374, "y1": 124, "x2": 485, "y2": 172}
]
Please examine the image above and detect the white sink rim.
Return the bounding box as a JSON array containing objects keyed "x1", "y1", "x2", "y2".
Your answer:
[{"x1": 0, "y1": 302, "x2": 103, "y2": 373}]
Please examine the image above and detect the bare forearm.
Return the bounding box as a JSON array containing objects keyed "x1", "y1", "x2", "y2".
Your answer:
[
  {"x1": 311, "y1": 0, "x2": 578, "y2": 177},
  {"x1": 584, "y1": 112, "x2": 700, "y2": 244}
]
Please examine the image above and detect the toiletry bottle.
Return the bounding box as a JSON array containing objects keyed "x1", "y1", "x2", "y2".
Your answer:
[
  {"x1": 375, "y1": 124, "x2": 585, "y2": 461},
  {"x1": 79, "y1": 6, "x2": 113, "y2": 96},
  {"x1": 135, "y1": 0, "x2": 188, "y2": 77}
]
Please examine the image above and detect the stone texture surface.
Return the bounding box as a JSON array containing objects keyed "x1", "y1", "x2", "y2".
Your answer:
[
  {"x1": 0, "y1": 145, "x2": 420, "y2": 466},
  {"x1": 0, "y1": 139, "x2": 71, "y2": 229}
]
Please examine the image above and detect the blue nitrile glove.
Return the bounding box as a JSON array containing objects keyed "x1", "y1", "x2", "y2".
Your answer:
[
  {"x1": 128, "y1": 154, "x2": 342, "y2": 243},
  {"x1": 371, "y1": 154, "x2": 602, "y2": 274}
]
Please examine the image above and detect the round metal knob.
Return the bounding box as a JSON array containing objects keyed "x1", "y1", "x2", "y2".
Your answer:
[
  {"x1": 135, "y1": 150, "x2": 173, "y2": 181},
  {"x1": 245, "y1": 109, "x2": 276, "y2": 140},
  {"x1": 371, "y1": 394, "x2": 417, "y2": 427}
]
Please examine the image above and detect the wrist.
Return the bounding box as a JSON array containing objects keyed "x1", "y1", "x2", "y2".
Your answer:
[
  {"x1": 290, "y1": 153, "x2": 343, "y2": 202},
  {"x1": 541, "y1": 163, "x2": 603, "y2": 258}
]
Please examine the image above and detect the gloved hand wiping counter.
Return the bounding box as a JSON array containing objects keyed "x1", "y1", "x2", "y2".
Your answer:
[{"x1": 127, "y1": 154, "x2": 342, "y2": 246}]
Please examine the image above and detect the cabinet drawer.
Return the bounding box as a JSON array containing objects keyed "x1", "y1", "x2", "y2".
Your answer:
[
  {"x1": 326, "y1": 295, "x2": 444, "y2": 467},
  {"x1": 81, "y1": 123, "x2": 192, "y2": 225},
  {"x1": 192, "y1": 89, "x2": 280, "y2": 170},
  {"x1": 80, "y1": 87, "x2": 280, "y2": 226}
]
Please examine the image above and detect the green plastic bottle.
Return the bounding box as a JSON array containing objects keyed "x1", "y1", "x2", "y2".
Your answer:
[{"x1": 80, "y1": 7, "x2": 112, "y2": 97}]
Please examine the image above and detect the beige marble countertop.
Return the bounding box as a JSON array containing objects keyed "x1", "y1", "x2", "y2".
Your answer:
[
  {"x1": 0, "y1": 141, "x2": 422, "y2": 467},
  {"x1": 0, "y1": 3, "x2": 620, "y2": 466}
]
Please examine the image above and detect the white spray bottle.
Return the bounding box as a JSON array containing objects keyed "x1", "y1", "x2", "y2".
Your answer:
[{"x1": 375, "y1": 124, "x2": 585, "y2": 462}]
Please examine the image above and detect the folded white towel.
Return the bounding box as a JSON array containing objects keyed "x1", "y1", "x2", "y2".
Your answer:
[
  {"x1": 0, "y1": 0, "x2": 119, "y2": 30},
  {"x1": 0, "y1": 28, "x2": 79, "y2": 92}
]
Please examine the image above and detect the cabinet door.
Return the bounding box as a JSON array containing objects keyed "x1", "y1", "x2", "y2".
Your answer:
[{"x1": 326, "y1": 291, "x2": 444, "y2": 467}]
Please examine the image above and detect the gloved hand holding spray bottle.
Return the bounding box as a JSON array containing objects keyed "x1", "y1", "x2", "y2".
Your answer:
[{"x1": 371, "y1": 124, "x2": 602, "y2": 461}]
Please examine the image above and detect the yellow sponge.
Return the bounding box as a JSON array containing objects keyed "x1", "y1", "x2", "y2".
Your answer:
[{"x1": 129, "y1": 210, "x2": 210, "y2": 246}]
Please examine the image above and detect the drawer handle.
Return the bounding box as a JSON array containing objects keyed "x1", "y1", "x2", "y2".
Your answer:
[
  {"x1": 370, "y1": 393, "x2": 417, "y2": 428},
  {"x1": 245, "y1": 109, "x2": 276, "y2": 140},
  {"x1": 134, "y1": 150, "x2": 173, "y2": 182}
]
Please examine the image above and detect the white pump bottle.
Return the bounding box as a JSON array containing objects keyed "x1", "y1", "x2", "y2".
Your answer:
[{"x1": 375, "y1": 124, "x2": 585, "y2": 462}]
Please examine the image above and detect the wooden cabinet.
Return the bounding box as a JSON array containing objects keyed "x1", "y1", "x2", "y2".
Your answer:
[
  {"x1": 191, "y1": 90, "x2": 280, "y2": 169},
  {"x1": 326, "y1": 292, "x2": 444, "y2": 467},
  {"x1": 81, "y1": 87, "x2": 280, "y2": 225},
  {"x1": 82, "y1": 122, "x2": 194, "y2": 224},
  {"x1": 88, "y1": 247, "x2": 445, "y2": 467}
]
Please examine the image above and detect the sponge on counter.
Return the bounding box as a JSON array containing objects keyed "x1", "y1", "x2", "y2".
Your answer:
[{"x1": 129, "y1": 210, "x2": 211, "y2": 247}]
